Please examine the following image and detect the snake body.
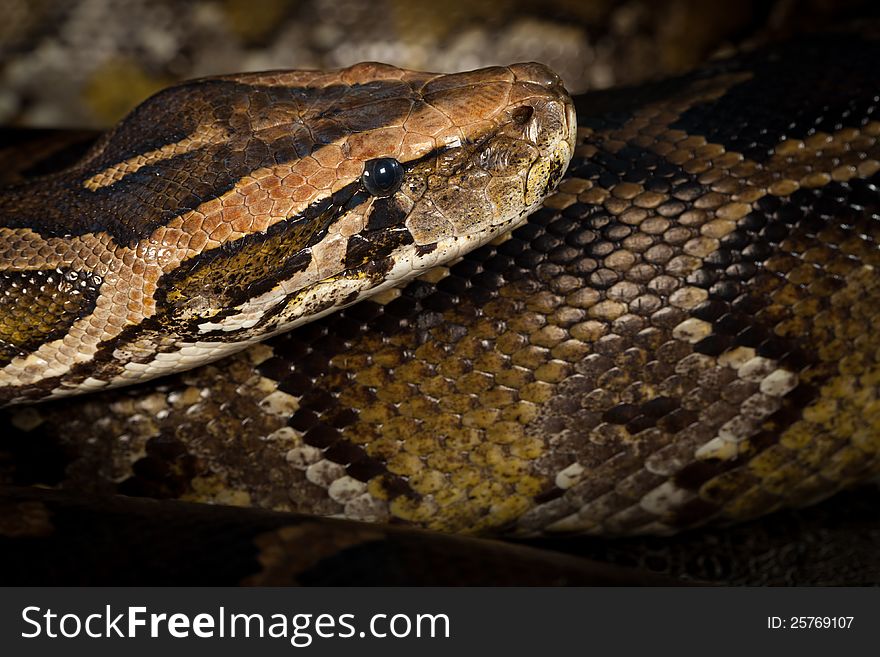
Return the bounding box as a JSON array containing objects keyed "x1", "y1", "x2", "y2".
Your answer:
[{"x1": 2, "y1": 28, "x2": 880, "y2": 557}]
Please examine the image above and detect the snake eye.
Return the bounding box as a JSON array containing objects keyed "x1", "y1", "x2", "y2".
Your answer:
[{"x1": 362, "y1": 158, "x2": 404, "y2": 197}]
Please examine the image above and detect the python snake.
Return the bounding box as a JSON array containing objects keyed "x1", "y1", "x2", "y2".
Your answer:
[{"x1": 1, "y1": 27, "x2": 879, "y2": 583}]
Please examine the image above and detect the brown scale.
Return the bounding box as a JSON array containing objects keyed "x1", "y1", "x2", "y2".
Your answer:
[{"x1": 5, "y1": 30, "x2": 880, "y2": 537}]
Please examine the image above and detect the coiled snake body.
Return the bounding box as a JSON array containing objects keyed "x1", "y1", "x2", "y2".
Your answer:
[{"x1": 1, "y1": 28, "x2": 879, "y2": 583}]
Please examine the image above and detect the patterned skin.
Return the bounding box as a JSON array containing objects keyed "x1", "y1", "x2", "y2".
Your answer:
[
  {"x1": 3, "y1": 30, "x2": 880, "y2": 544},
  {"x1": 0, "y1": 63, "x2": 576, "y2": 403}
]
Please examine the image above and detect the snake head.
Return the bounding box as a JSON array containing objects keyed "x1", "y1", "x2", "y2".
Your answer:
[
  {"x1": 0, "y1": 62, "x2": 576, "y2": 400},
  {"x1": 142, "y1": 62, "x2": 577, "y2": 339}
]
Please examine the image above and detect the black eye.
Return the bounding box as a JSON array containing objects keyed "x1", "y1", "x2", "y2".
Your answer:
[{"x1": 362, "y1": 158, "x2": 404, "y2": 197}]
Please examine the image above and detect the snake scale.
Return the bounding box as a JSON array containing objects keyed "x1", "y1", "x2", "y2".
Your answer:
[{"x1": 1, "y1": 24, "x2": 879, "y2": 584}]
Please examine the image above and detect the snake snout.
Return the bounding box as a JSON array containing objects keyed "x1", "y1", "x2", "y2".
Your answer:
[{"x1": 502, "y1": 67, "x2": 576, "y2": 208}]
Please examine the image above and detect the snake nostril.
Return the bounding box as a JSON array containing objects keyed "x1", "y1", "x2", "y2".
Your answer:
[{"x1": 511, "y1": 105, "x2": 535, "y2": 126}]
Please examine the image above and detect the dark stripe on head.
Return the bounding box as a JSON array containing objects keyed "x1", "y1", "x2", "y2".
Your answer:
[
  {"x1": 0, "y1": 79, "x2": 422, "y2": 245},
  {"x1": 155, "y1": 181, "x2": 362, "y2": 323},
  {"x1": 344, "y1": 226, "x2": 415, "y2": 270},
  {"x1": 365, "y1": 196, "x2": 409, "y2": 231}
]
